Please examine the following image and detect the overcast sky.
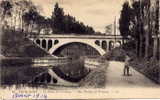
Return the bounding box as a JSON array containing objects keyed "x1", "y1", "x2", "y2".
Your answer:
[{"x1": 31, "y1": 0, "x2": 125, "y2": 33}]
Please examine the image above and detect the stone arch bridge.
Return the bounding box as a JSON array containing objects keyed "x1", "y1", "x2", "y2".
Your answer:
[{"x1": 29, "y1": 34, "x2": 128, "y2": 56}]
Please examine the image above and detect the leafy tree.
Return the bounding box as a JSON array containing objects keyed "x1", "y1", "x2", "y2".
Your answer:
[
  {"x1": 35, "y1": 14, "x2": 45, "y2": 33},
  {"x1": 119, "y1": 1, "x2": 132, "y2": 43},
  {"x1": 51, "y1": 3, "x2": 65, "y2": 33},
  {"x1": 22, "y1": 8, "x2": 39, "y2": 33},
  {"x1": 15, "y1": 0, "x2": 36, "y2": 30}
]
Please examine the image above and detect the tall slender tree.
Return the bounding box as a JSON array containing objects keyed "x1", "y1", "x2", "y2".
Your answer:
[
  {"x1": 52, "y1": 3, "x2": 65, "y2": 33},
  {"x1": 119, "y1": 1, "x2": 132, "y2": 44},
  {"x1": 143, "y1": 0, "x2": 151, "y2": 58}
]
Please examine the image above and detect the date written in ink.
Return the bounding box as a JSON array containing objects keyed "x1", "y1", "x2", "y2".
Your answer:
[{"x1": 12, "y1": 93, "x2": 47, "y2": 99}]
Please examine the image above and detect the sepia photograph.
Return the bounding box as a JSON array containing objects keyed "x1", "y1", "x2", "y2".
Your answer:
[{"x1": 0, "y1": 0, "x2": 160, "y2": 99}]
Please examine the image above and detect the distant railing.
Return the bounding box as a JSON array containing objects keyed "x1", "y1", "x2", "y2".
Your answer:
[
  {"x1": 32, "y1": 57, "x2": 70, "y2": 67},
  {"x1": 84, "y1": 56, "x2": 105, "y2": 69}
]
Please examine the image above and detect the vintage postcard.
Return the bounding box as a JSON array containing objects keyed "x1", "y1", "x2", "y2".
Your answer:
[{"x1": 0, "y1": 0, "x2": 160, "y2": 99}]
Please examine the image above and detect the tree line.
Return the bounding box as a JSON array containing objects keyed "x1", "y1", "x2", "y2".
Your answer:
[
  {"x1": 119, "y1": 0, "x2": 159, "y2": 60},
  {"x1": 0, "y1": 0, "x2": 95, "y2": 35},
  {"x1": 51, "y1": 3, "x2": 95, "y2": 34}
]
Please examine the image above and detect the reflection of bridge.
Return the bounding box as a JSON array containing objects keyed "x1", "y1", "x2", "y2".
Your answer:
[{"x1": 29, "y1": 34, "x2": 128, "y2": 56}]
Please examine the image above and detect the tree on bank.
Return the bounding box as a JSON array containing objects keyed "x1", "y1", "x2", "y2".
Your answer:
[
  {"x1": 119, "y1": 1, "x2": 132, "y2": 44},
  {"x1": 143, "y1": 0, "x2": 151, "y2": 58},
  {"x1": 51, "y1": 3, "x2": 64, "y2": 33},
  {"x1": 22, "y1": 8, "x2": 40, "y2": 33},
  {"x1": 0, "y1": 0, "x2": 39, "y2": 32},
  {"x1": 131, "y1": 0, "x2": 153, "y2": 58},
  {"x1": 152, "y1": 0, "x2": 159, "y2": 60},
  {"x1": 131, "y1": 1, "x2": 144, "y2": 57}
]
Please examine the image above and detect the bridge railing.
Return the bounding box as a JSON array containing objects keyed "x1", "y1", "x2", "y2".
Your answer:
[
  {"x1": 83, "y1": 56, "x2": 106, "y2": 69},
  {"x1": 1, "y1": 56, "x2": 70, "y2": 67},
  {"x1": 27, "y1": 34, "x2": 125, "y2": 39}
]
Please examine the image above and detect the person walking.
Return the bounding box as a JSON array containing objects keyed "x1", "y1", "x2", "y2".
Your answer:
[{"x1": 124, "y1": 53, "x2": 131, "y2": 76}]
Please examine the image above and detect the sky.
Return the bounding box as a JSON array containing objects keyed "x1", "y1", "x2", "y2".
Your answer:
[{"x1": 31, "y1": 0, "x2": 125, "y2": 33}]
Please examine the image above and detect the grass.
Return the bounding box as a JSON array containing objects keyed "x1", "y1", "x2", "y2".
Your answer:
[
  {"x1": 130, "y1": 58, "x2": 160, "y2": 83},
  {"x1": 1, "y1": 29, "x2": 49, "y2": 57},
  {"x1": 79, "y1": 61, "x2": 109, "y2": 88}
]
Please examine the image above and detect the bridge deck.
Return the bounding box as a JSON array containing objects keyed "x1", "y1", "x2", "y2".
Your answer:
[{"x1": 28, "y1": 34, "x2": 125, "y2": 39}]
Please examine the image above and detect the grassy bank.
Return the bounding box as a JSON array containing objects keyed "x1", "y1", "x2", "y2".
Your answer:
[
  {"x1": 1, "y1": 29, "x2": 49, "y2": 57},
  {"x1": 79, "y1": 61, "x2": 109, "y2": 88},
  {"x1": 130, "y1": 58, "x2": 159, "y2": 83}
]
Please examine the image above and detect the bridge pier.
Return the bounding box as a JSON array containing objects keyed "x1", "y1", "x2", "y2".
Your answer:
[
  {"x1": 40, "y1": 39, "x2": 43, "y2": 48},
  {"x1": 46, "y1": 39, "x2": 48, "y2": 51}
]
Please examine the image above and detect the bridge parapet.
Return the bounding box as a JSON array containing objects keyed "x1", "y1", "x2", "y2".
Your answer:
[{"x1": 28, "y1": 34, "x2": 125, "y2": 39}]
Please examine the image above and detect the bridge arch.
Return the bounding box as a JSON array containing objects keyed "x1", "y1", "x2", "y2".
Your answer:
[{"x1": 49, "y1": 40, "x2": 106, "y2": 56}]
